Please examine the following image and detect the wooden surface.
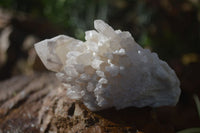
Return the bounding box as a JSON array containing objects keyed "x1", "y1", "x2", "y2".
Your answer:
[
  {"x1": 0, "y1": 72, "x2": 200, "y2": 133},
  {"x1": 0, "y1": 73, "x2": 139, "y2": 133}
]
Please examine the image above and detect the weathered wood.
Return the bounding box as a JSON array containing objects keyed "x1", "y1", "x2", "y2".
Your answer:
[
  {"x1": 0, "y1": 73, "x2": 200, "y2": 133},
  {"x1": 0, "y1": 73, "x2": 59, "y2": 132},
  {"x1": 0, "y1": 73, "x2": 140, "y2": 133}
]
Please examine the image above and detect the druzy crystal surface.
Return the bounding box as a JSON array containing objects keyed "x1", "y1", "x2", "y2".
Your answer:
[{"x1": 34, "y1": 20, "x2": 181, "y2": 111}]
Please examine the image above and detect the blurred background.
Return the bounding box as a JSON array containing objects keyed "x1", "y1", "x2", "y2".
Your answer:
[
  {"x1": 0, "y1": 0, "x2": 200, "y2": 80},
  {"x1": 0, "y1": 0, "x2": 200, "y2": 131}
]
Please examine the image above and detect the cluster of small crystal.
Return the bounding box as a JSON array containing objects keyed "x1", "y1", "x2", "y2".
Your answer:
[{"x1": 34, "y1": 20, "x2": 181, "y2": 111}]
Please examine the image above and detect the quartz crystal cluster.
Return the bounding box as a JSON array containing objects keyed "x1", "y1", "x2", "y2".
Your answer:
[{"x1": 34, "y1": 20, "x2": 181, "y2": 111}]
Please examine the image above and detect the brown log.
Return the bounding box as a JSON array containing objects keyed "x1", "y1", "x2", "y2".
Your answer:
[
  {"x1": 0, "y1": 73, "x2": 199, "y2": 133},
  {"x1": 0, "y1": 73, "x2": 140, "y2": 133}
]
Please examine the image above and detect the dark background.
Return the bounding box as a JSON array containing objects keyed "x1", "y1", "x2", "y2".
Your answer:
[
  {"x1": 0, "y1": 0, "x2": 200, "y2": 132},
  {"x1": 1, "y1": 0, "x2": 199, "y2": 79},
  {"x1": 1, "y1": 0, "x2": 200, "y2": 59}
]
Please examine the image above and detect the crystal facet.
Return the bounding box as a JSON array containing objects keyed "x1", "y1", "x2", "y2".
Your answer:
[{"x1": 35, "y1": 20, "x2": 181, "y2": 111}]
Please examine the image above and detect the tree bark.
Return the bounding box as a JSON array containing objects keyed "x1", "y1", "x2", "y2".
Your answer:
[
  {"x1": 0, "y1": 73, "x2": 198, "y2": 133},
  {"x1": 0, "y1": 73, "x2": 141, "y2": 133}
]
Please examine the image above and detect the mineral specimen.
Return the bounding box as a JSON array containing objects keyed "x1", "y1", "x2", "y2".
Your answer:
[{"x1": 34, "y1": 20, "x2": 181, "y2": 111}]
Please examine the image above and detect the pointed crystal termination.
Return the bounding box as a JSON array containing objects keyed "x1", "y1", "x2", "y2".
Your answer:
[{"x1": 34, "y1": 20, "x2": 181, "y2": 111}]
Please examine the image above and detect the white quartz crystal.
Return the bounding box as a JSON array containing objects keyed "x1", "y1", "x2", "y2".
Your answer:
[{"x1": 34, "y1": 20, "x2": 181, "y2": 111}]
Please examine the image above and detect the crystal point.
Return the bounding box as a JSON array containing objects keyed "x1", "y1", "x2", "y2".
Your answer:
[{"x1": 35, "y1": 20, "x2": 181, "y2": 111}]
